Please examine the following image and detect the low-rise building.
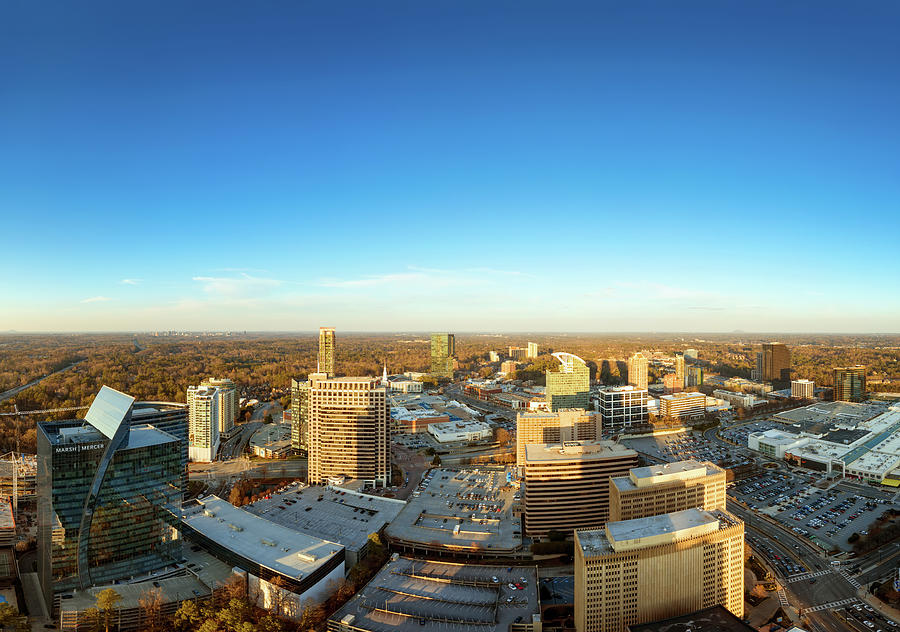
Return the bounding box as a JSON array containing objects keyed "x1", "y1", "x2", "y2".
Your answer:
[
  {"x1": 427, "y1": 420, "x2": 493, "y2": 443},
  {"x1": 791, "y1": 379, "x2": 815, "y2": 399},
  {"x1": 659, "y1": 392, "x2": 706, "y2": 420}
]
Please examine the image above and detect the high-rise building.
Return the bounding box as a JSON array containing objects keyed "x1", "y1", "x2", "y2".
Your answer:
[
  {"x1": 575, "y1": 508, "x2": 745, "y2": 632},
  {"x1": 509, "y1": 346, "x2": 528, "y2": 361},
  {"x1": 626, "y1": 353, "x2": 648, "y2": 390},
  {"x1": 187, "y1": 385, "x2": 220, "y2": 462},
  {"x1": 527, "y1": 342, "x2": 539, "y2": 359},
  {"x1": 307, "y1": 377, "x2": 390, "y2": 487},
  {"x1": 609, "y1": 460, "x2": 727, "y2": 522},
  {"x1": 684, "y1": 349, "x2": 699, "y2": 360},
  {"x1": 290, "y1": 372, "x2": 327, "y2": 453},
  {"x1": 430, "y1": 333, "x2": 455, "y2": 378},
  {"x1": 546, "y1": 352, "x2": 590, "y2": 411},
  {"x1": 522, "y1": 441, "x2": 638, "y2": 537},
  {"x1": 598, "y1": 386, "x2": 648, "y2": 429},
  {"x1": 761, "y1": 342, "x2": 791, "y2": 384},
  {"x1": 833, "y1": 366, "x2": 866, "y2": 402},
  {"x1": 685, "y1": 366, "x2": 704, "y2": 388},
  {"x1": 516, "y1": 409, "x2": 602, "y2": 467},
  {"x1": 37, "y1": 387, "x2": 182, "y2": 609},
  {"x1": 489, "y1": 351, "x2": 500, "y2": 362},
  {"x1": 659, "y1": 392, "x2": 706, "y2": 420},
  {"x1": 501, "y1": 360, "x2": 518, "y2": 375},
  {"x1": 318, "y1": 327, "x2": 336, "y2": 377},
  {"x1": 752, "y1": 351, "x2": 764, "y2": 382},
  {"x1": 791, "y1": 379, "x2": 815, "y2": 400},
  {"x1": 131, "y1": 401, "x2": 189, "y2": 494},
  {"x1": 200, "y1": 377, "x2": 238, "y2": 436},
  {"x1": 674, "y1": 354, "x2": 686, "y2": 389}
]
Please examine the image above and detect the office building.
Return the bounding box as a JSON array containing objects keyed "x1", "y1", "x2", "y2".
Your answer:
[
  {"x1": 187, "y1": 385, "x2": 220, "y2": 462},
  {"x1": 308, "y1": 377, "x2": 390, "y2": 487},
  {"x1": 430, "y1": 333, "x2": 455, "y2": 378},
  {"x1": 546, "y1": 352, "x2": 590, "y2": 411},
  {"x1": 791, "y1": 379, "x2": 815, "y2": 400},
  {"x1": 290, "y1": 372, "x2": 326, "y2": 453},
  {"x1": 686, "y1": 366, "x2": 704, "y2": 388},
  {"x1": 509, "y1": 346, "x2": 528, "y2": 361},
  {"x1": 761, "y1": 342, "x2": 791, "y2": 384},
  {"x1": 598, "y1": 386, "x2": 648, "y2": 429},
  {"x1": 575, "y1": 508, "x2": 744, "y2": 632},
  {"x1": 516, "y1": 409, "x2": 602, "y2": 467},
  {"x1": 319, "y1": 327, "x2": 336, "y2": 377},
  {"x1": 131, "y1": 401, "x2": 189, "y2": 494},
  {"x1": 659, "y1": 392, "x2": 706, "y2": 420},
  {"x1": 833, "y1": 366, "x2": 866, "y2": 402},
  {"x1": 37, "y1": 387, "x2": 182, "y2": 610},
  {"x1": 674, "y1": 354, "x2": 686, "y2": 390},
  {"x1": 527, "y1": 342, "x2": 539, "y2": 359},
  {"x1": 626, "y1": 353, "x2": 648, "y2": 390},
  {"x1": 609, "y1": 460, "x2": 727, "y2": 522},
  {"x1": 501, "y1": 360, "x2": 518, "y2": 375},
  {"x1": 522, "y1": 441, "x2": 638, "y2": 537},
  {"x1": 200, "y1": 377, "x2": 238, "y2": 436}
]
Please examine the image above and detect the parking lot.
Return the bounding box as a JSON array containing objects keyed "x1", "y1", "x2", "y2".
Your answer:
[
  {"x1": 720, "y1": 420, "x2": 784, "y2": 447},
  {"x1": 623, "y1": 432, "x2": 754, "y2": 470}
]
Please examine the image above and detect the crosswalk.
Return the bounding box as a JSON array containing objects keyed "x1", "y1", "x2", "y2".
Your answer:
[
  {"x1": 777, "y1": 589, "x2": 790, "y2": 607},
  {"x1": 801, "y1": 597, "x2": 858, "y2": 614},
  {"x1": 839, "y1": 570, "x2": 862, "y2": 589},
  {"x1": 786, "y1": 569, "x2": 832, "y2": 583}
]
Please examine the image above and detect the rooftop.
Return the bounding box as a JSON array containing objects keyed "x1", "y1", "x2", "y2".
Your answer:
[
  {"x1": 613, "y1": 460, "x2": 721, "y2": 491},
  {"x1": 183, "y1": 496, "x2": 343, "y2": 580},
  {"x1": 628, "y1": 604, "x2": 756, "y2": 632},
  {"x1": 524, "y1": 440, "x2": 636, "y2": 464},
  {"x1": 774, "y1": 401, "x2": 887, "y2": 428}
]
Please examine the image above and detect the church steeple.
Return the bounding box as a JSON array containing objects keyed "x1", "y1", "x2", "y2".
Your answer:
[{"x1": 382, "y1": 362, "x2": 388, "y2": 385}]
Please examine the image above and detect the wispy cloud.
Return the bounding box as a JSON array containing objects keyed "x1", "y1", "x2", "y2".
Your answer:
[
  {"x1": 120, "y1": 278, "x2": 140, "y2": 285},
  {"x1": 81, "y1": 296, "x2": 112, "y2": 303},
  {"x1": 192, "y1": 273, "x2": 283, "y2": 297},
  {"x1": 319, "y1": 272, "x2": 427, "y2": 288}
]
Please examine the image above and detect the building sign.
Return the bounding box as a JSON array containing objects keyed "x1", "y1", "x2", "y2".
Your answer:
[{"x1": 54, "y1": 442, "x2": 105, "y2": 454}]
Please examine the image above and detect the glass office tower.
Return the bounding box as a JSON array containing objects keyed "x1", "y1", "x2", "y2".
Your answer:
[{"x1": 546, "y1": 352, "x2": 591, "y2": 411}]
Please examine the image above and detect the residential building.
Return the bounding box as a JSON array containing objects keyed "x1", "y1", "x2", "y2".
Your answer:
[
  {"x1": 662, "y1": 373, "x2": 682, "y2": 394},
  {"x1": 307, "y1": 377, "x2": 390, "y2": 487},
  {"x1": 575, "y1": 508, "x2": 744, "y2": 632},
  {"x1": 598, "y1": 386, "x2": 648, "y2": 429},
  {"x1": 546, "y1": 352, "x2": 591, "y2": 411},
  {"x1": 761, "y1": 342, "x2": 791, "y2": 384},
  {"x1": 791, "y1": 379, "x2": 815, "y2": 400},
  {"x1": 489, "y1": 351, "x2": 500, "y2": 362},
  {"x1": 430, "y1": 333, "x2": 455, "y2": 378},
  {"x1": 200, "y1": 377, "x2": 238, "y2": 436},
  {"x1": 290, "y1": 372, "x2": 327, "y2": 453},
  {"x1": 833, "y1": 366, "x2": 866, "y2": 402},
  {"x1": 187, "y1": 385, "x2": 220, "y2": 462},
  {"x1": 501, "y1": 360, "x2": 518, "y2": 375},
  {"x1": 684, "y1": 349, "x2": 699, "y2": 360},
  {"x1": 659, "y1": 392, "x2": 706, "y2": 420},
  {"x1": 318, "y1": 327, "x2": 336, "y2": 377},
  {"x1": 626, "y1": 353, "x2": 648, "y2": 390},
  {"x1": 686, "y1": 366, "x2": 704, "y2": 388},
  {"x1": 609, "y1": 460, "x2": 727, "y2": 522},
  {"x1": 37, "y1": 387, "x2": 183, "y2": 610},
  {"x1": 527, "y1": 342, "x2": 539, "y2": 359},
  {"x1": 516, "y1": 409, "x2": 602, "y2": 467},
  {"x1": 509, "y1": 346, "x2": 528, "y2": 361},
  {"x1": 674, "y1": 354, "x2": 686, "y2": 390},
  {"x1": 522, "y1": 441, "x2": 638, "y2": 537}
]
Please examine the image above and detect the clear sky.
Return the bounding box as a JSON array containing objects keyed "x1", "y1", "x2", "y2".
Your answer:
[{"x1": 2, "y1": 1, "x2": 899, "y2": 332}]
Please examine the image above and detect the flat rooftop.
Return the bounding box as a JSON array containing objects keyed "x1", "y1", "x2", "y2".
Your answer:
[
  {"x1": 524, "y1": 440, "x2": 636, "y2": 464},
  {"x1": 613, "y1": 460, "x2": 721, "y2": 492},
  {"x1": 385, "y1": 468, "x2": 522, "y2": 553},
  {"x1": 774, "y1": 401, "x2": 887, "y2": 428},
  {"x1": 245, "y1": 483, "x2": 405, "y2": 552},
  {"x1": 329, "y1": 556, "x2": 540, "y2": 632},
  {"x1": 628, "y1": 604, "x2": 755, "y2": 632},
  {"x1": 44, "y1": 421, "x2": 177, "y2": 448},
  {"x1": 183, "y1": 496, "x2": 343, "y2": 580}
]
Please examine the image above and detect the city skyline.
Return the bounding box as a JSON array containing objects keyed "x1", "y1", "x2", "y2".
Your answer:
[{"x1": 4, "y1": 2, "x2": 900, "y2": 332}]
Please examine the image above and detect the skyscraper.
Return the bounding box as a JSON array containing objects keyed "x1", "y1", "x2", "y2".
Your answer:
[
  {"x1": 187, "y1": 385, "x2": 220, "y2": 462},
  {"x1": 674, "y1": 354, "x2": 686, "y2": 389},
  {"x1": 626, "y1": 353, "x2": 648, "y2": 390},
  {"x1": 546, "y1": 352, "x2": 590, "y2": 411},
  {"x1": 307, "y1": 377, "x2": 390, "y2": 487},
  {"x1": 290, "y1": 372, "x2": 326, "y2": 453},
  {"x1": 527, "y1": 342, "x2": 539, "y2": 359},
  {"x1": 761, "y1": 342, "x2": 791, "y2": 384},
  {"x1": 685, "y1": 366, "x2": 704, "y2": 388},
  {"x1": 430, "y1": 332, "x2": 455, "y2": 378},
  {"x1": 200, "y1": 377, "x2": 238, "y2": 436},
  {"x1": 318, "y1": 327, "x2": 336, "y2": 377},
  {"x1": 833, "y1": 366, "x2": 866, "y2": 402},
  {"x1": 37, "y1": 387, "x2": 182, "y2": 608},
  {"x1": 598, "y1": 386, "x2": 648, "y2": 429}
]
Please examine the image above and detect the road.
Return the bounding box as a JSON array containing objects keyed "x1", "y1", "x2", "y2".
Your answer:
[
  {"x1": 391, "y1": 443, "x2": 428, "y2": 499},
  {"x1": 0, "y1": 360, "x2": 83, "y2": 404}
]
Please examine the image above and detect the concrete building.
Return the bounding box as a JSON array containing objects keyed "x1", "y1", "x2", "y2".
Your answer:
[
  {"x1": 509, "y1": 346, "x2": 529, "y2": 361},
  {"x1": 791, "y1": 379, "x2": 815, "y2": 399},
  {"x1": 489, "y1": 350, "x2": 500, "y2": 362},
  {"x1": 387, "y1": 378, "x2": 422, "y2": 393},
  {"x1": 527, "y1": 342, "x2": 539, "y2": 359},
  {"x1": 761, "y1": 342, "x2": 791, "y2": 384},
  {"x1": 308, "y1": 377, "x2": 390, "y2": 487},
  {"x1": 430, "y1": 332, "x2": 455, "y2": 378},
  {"x1": 501, "y1": 360, "x2": 519, "y2": 375},
  {"x1": 523, "y1": 441, "x2": 638, "y2": 537},
  {"x1": 712, "y1": 389, "x2": 765, "y2": 410},
  {"x1": 427, "y1": 419, "x2": 492, "y2": 443},
  {"x1": 187, "y1": 385, "x2": 220, "y2": 462},
  {"x1": 318, "y1": 327, "x2": 336, "y2": 377},
  {"x1": 609, "y1": 460, "x2": 727, "y2": 522},
  {"x1": 290, "y1": 372, "x2": 327, "y2": 453},
  {"x1": 686, "y1": 366, "x2": 704, "y2": 388},
  {"x1": 37, "y1": 387, "x2": 183, "y2": 611},
  {"x1": 659, "y1": 392, "x2": 706, "y2": 420},
  {"x1": 674, "y1": 354, "x2": 686, "y2": 390},
  {"x1": 516, "y1": 409, "x2": 602, "y2": 467},
  {"x1": 747, "y1": 429, "x2": 808, "y2": 459},
  {"x1": 546, "y1": 352, "x2": 591, "y2": 411},
  {"x1": 598, "y1": 386, "x2": 648, "y2": 429},
  {"x1": 575, "y1": 508, "x2": 744, "y2": 632},
  {"x1": 833, "y1": 366, "x2": 867, "y2": 402},
  {"x1": 200, "y1": 377, "x2": 238, "y2": 435},
  {"x1": 626, "y1": 353, "x2": 648, "y2": 390}
]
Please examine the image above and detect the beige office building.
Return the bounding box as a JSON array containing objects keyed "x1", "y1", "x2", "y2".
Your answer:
[
  {"x1": 516, "y1": 409, "x2": 602, "y2": 468},
  {"x1": 575, "y1": 508, "x2": 744, "y2": 632},
  {"x1": 523, "y1": 441, "x2": 638, "y2": 537},
  {"x1": 200, "y1": 377, "x2": 238, "y2": 435},
  {"x1": 609, "y1": 460, "x2": 726, "y2": 522},
  {"x1": 626, "y1": 353, "x2": 648, "y2": 390},
  {"x1": 307, "y1": 377, "x2": 390, "y2": 487},
  {"x1": 659, "y1": 392, "x2": 706, "y2": 420}
]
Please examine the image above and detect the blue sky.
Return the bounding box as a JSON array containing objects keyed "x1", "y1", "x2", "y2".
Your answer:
[{"x1": 2, "y1": 1, "x2": 899, "y2": 332}]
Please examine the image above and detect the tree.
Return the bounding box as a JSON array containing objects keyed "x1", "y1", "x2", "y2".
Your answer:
[
  {"x1": 95, "y1": 588, "x2": 122, "y2": 632},
  {"x1": 173, "y1": 599, "x2": 203, "y2": 632},
  {"x1": 432, "y1": 455, "x2": 442, "y2": 466},
  {"x1": 0, "y1": 602, "x2": 28, "y2": 632},
  {"x1": 494, "y1": 427, "x2": 510, "y2": 447},
  {"x1": 138, "y1": 588, "x2": 164, "y2": 632}
]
